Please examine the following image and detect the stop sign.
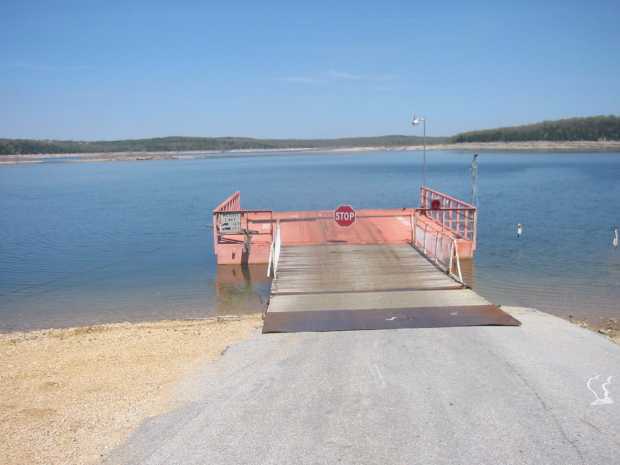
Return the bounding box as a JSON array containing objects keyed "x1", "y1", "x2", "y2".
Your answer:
[{"x1": 334, "y1": 204, "x2": 356, "y2": 227}]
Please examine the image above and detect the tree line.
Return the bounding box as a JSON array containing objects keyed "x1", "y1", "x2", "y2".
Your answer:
[
  {"x1": 4, "y1": 115, "x2": 618, "y2": 155},
  {"x1": 451, "y1": 115, "x2": 620, "y2": 143},
  {"x1": 0, "y1": 135, "x2": 446, "y2": 156}
]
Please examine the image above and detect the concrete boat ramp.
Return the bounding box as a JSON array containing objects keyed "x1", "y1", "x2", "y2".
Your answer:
[{"x1": 107, "y1": 307, "x2": 620, "y2": 465}]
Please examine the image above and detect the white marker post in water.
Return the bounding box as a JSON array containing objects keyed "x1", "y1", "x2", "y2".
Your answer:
[{"x1": 517, "y1": 223, "x2": 523, "y2": 238}]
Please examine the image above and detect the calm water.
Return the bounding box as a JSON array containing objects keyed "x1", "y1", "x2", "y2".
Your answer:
[{"x1": 1, "y1": 151, "x2": 619, "y2": 331}]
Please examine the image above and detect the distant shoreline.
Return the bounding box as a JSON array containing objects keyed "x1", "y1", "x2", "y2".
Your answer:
[{"x1": 1, "y1": 140, "x2": 620, "y2": 165}]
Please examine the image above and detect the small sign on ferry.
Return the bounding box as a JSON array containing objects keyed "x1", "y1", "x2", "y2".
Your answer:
[
  {"x1": 334, "y1": 204, "x2": 356, "y2": 227},
  {"x1": 219, "y1": 212, "x2": 242, "y2": 233}
]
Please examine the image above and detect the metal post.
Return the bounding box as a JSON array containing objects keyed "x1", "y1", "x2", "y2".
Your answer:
[
  {"x1": 463, "y1": 213, "x2": 468, "y2": 239},
  {"x1": 471, "y1": 153, "x2": 479, "y2": 207},
  {"x1": 473, "y1": 209, "x2": 478, "y2": 251},
  {"x1": 412, "y1": 114, "x2": 427, "y2": 189},
  {"x1": 212, "y1": 213, "x2": 218, "y2": 256},
  {"x1": 423, "y1": 119, "x2": 427, "y2": 187}
]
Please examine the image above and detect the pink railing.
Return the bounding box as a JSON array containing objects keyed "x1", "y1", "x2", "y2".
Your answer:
[
  {"x1": 213, "y1": 191, "x2": 241, "y2": 213},
  {"x1": 212, "y1": 192, "x2": 274, "y2": 254},
  {"x1": 419, "y1": 186, "x2": 477, "y2": 245}
]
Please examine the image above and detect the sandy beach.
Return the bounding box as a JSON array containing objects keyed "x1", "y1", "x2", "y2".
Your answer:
[{"x1": 0, "y1": 315, "x2": 262, "y2": 465}]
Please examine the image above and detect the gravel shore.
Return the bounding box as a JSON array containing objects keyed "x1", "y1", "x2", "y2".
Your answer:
[{"x1": 0, "y1": 315, "x2": 262, "y2": 465}]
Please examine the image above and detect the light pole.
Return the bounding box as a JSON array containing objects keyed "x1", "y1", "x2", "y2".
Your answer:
[{"x1": 411, "y1": 114, "x2": 426, "y2": 187}]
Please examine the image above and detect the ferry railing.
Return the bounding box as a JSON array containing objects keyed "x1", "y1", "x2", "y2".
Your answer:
[
  {"x1": 267, "y1": 221, "x2": 281, "y2": 278},
  {"x1": 448, "y1": 238, "x2": 464, "y2": 283},
  {"x1": 420, "y1": 186, "x2": 477, "y2": 248},
  {"x1": 213, "y1": 191, "x2": 241, "y2": 213},
  {"x1": 412, "y1": 213, "x2": 464, "y2": 283}
]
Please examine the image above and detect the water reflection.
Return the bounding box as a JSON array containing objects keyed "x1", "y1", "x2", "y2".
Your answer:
[{"x1": 214, "y1": 264, "x2": 271, "y2": 316}]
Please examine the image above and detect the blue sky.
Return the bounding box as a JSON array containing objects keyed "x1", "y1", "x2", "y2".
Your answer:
[{"x1": 1, "y1": 0, "x2": 619, "y2": 139}]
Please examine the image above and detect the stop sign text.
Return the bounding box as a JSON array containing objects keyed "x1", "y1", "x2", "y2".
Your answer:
[{"x1": 334, "y1": 205, "x2": 356, "y2": 227}]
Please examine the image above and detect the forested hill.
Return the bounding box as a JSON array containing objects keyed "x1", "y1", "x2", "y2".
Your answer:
[
  {"x1": 4, "y1": 116, "x2": 619, "y2": 155},
  {"x1": 0, "y1": 135, "x2": 446, "y2": 155},
  {"x1": 452, "y1": 115, "x2": 620, "y2": 143}
]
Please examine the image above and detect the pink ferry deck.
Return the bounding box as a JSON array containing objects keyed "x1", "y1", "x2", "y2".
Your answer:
[{"x1": 213, "y1": 187, "x2": 477, "y2": 266}]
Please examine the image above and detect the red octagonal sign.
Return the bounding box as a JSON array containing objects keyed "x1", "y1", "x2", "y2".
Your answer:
[{"x1": 334, "y1": 204, "x2": 356, "y2": 227}]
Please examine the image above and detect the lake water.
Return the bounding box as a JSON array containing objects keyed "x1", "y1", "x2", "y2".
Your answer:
[{"x1": 1, "y1": 151, "x2": 619, "y2": 332}]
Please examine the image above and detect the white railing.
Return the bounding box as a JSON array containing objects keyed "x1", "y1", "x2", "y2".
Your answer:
[
  {"x1": 448, "y1": 238, "x2": 464, "y2": 283},
  {"x1": 412, "y1": 214, "x2": 464, "y2": 284},
  {"x1": 267, "y1": 221, "x2": 281, "y2": 278}
]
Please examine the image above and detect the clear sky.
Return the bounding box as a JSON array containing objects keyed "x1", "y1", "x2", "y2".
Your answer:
[{"x1": 2, "y1": 0, "x2": 619, "y2": 140}]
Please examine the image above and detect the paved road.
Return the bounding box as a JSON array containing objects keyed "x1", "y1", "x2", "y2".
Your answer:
[{"x1": 107, "y1": 308, "x2": 620, "y2": 465}]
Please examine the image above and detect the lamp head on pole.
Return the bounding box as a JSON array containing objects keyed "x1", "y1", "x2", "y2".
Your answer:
[{"x1": 411, "y1": 114, "x2": 425, "y2": 126}]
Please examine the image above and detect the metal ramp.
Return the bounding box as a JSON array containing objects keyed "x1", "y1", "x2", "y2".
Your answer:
[{"x1": 263, "y1": 244, "x2": 520, "y2": 333}]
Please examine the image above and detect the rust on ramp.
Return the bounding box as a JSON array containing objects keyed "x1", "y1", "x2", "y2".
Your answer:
[{"x1": 262, "y1": 305, "x2": 521, "y2": 333}]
